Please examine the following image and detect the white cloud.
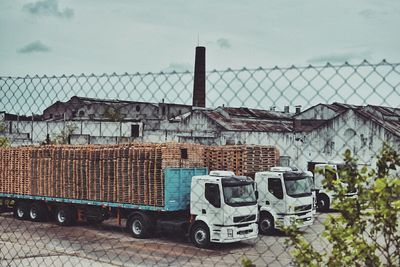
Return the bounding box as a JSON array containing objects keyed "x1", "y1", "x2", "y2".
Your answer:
[
  {"x1": 23, "y1": 0, "x2": 74, "y2": 19},
  {"x1": 17, "y1": 41, "x2": 51, "y2": 54},
  {"x1": 216, "y1": 38, "x2": 231, "y2": 49}
]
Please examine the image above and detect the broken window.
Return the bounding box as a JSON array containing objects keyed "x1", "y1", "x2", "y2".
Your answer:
[
  {"x1": 131, "y1": 124, "x2": 140, "y2": 138},
  {"x1": 180, "y1": 148, "x2": 188, "y2": 159}
]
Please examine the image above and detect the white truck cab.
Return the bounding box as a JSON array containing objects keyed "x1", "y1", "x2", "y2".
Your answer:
[
  {"x1": 189, "y1": 172, "x2": 259, "y2": 248},
  {"x1": 313, "y1": 163, "x2": 357, "y2": 211},
  {"x1": 255, "y1": 167, "x2": 314, "y2": 234}
]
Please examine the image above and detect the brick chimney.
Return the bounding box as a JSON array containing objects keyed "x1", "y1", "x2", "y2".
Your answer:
[{"x1": 192, "y1": 46, "x2": 206, "y2": 107}]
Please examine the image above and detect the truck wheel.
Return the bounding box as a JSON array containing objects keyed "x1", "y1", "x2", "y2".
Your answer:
[
  {"x1": 190, "y1": 223, "x2": 210, "y2": 249},
  {"x1": 55, "y1": 206, "x2": 76, "y2": 226},
  {"x1": 29, "y1": 203, "x2": 48, "y2": 222},
  {"x1": 14, "y1": 202, "x2": 30, "y2": 220},
  {"x1": 317, "y1": 194, "x2": 330, "y2": 212},
  {"x1": 127, "y1": 214, "x2": 153, "y2": 239},
  {"x1": 259, "y1": 213, "x2": 274, "y2": 235}
]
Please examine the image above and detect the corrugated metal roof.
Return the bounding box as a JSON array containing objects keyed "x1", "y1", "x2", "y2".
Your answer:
[
  {"x1": 221, "y1": 107, "x2": 293, "y2": 120},
  {"x1": 204, "y1": 109, "x2": 294, "y2": 132},
  {"x1": 356, "y1": 107, "x2": 400, "y2": 138}
]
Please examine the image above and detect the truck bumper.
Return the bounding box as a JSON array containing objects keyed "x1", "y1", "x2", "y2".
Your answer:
[
  {"x1": 276, "y1": 212, "x2": 314, "y2": 229},
  {"x1": 210, "y1": 223, "x2": 258, "y2": 243}
]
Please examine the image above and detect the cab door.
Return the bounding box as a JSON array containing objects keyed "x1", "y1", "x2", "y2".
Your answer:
[
  {"x1": 266, "y1": 178, "x2": 285, "y2": 214},
  {"x1": 203, "y1": 183, "x2": 224, "y2": 226}
]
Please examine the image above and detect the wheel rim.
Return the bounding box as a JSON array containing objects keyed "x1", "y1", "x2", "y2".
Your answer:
[
  {"x1": 260, "y1": 218, "x2": 272, "y2": 232},
  {"x1": 132, "y1": 220, "x2": 142, "y2": 235},
  {"x1": 30, "y1": 207, "x2": 37, "y2": 219},
  {"x1": 318, "y1": 199, "x2": 325, "y2": 210},
  {"x1": 58, "y1": 210, "x2": 66, "y2": 223},
  {"x1": 194, "y1": 228, "x2": 207, "y2": 244},
  {"x1": 17, "y1": 208, "x2": 25, "y2": 218}
]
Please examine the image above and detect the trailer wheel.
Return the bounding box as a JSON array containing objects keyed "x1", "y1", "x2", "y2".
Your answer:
[
  {"x1": 29, "y1": 203, "x2": 48, "y2": 222},
  {"x1": 259, "y1": 213, "x2": 274, "y2": 235},
  {"x1": 317, "y1": 194, "x2": 330, "y2": 212},
  {"x1": 127, "y1": 214, "x2": 152, "y2": 239},
  {"x1": 55, "y1": 206, "x2": 76, "y2": 226},
  {"x1": 190, "y1": 222, "x2": 210, "y2": 248},
  {"x1": 14, "y1": 202, "x2": 30, "y2": 220}
]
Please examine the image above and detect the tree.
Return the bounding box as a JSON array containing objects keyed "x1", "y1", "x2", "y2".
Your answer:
[
  {"x1": 0, "y1": 136, "x2": 10, "y2": 147},
  {"x1": 285, "y1": 144, "x2": 400, "y2": 266},
  {"x1": 50, "y1": 124, "x2": 78, "y2": 144},
  {"x1": 104, "y1": 106, "x2": 122, "y2": 121},
  {"x1": 0, "y1": 121, "x2": 6, "y2": 132}
]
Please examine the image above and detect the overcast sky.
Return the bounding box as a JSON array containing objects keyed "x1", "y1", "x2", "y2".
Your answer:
[{"x1": 1, "y1": 0, "x2": 400, "y2": 77}]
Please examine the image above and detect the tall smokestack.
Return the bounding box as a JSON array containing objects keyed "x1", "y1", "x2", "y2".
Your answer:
[{"x1": 192, "y1": 46, "x2": 206, "y2": 107}]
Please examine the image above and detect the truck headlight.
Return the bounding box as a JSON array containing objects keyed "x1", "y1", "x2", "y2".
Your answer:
[{"x1": 227, "y1": 229, "x2": 233, "y2": 237}]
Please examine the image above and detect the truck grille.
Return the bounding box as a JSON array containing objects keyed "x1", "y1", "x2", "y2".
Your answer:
[
  {"x1": 294, "y1": 204, "x2": 312, "y2": 212},
  {"x1": 233, "y1": 214, "x2": 256, "y2": 223},
  {"x1": 238, "y1": 229, "x2": 253, "y2": 235}
]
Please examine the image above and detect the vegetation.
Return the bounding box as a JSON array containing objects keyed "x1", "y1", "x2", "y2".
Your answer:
[
  {"x1": 285, "y1": 144, "x2": 400, "y2": 266},
  {"x1": 104, "y1": 106, "x2": 122, "y2": 121},
  {"x1": 0, "y1": 136, "x2": 10, "y2": 147},
  {"x1": 0, "y1": 121, "x2": 6, "y2": 132},
  {"x1": 50, "y1": 124, "x2": 78, "y2": 145}
]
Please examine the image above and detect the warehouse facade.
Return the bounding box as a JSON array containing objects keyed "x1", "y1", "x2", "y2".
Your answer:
[{"x1": 1, "y1": 100, "x2": 399, "y2": 170}]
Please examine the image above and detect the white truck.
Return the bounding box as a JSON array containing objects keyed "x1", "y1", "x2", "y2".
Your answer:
[
  {"x1": 190, "y1": 170, "x2": 259, "y2": 247},
  {"x1": 312, "y1": 163, "x2": 358, "y2": 211},
  {"x1": 255, "y1": 167, "x2": 314, "y2": 234}
]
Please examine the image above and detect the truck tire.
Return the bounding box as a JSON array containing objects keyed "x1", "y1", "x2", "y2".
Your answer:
[
  {"x1": 259, "y1": 213, "x2": 275, "y2": 235},
  {"x1": 190, "y1": 222, "x2": 210, "y2": 249},
  {"x1": 14, "y1": 202, "x2": 30, "y2": 220},
  {"x1": 127, "y1": 214, "x2": 153, "y2": 239},
  {"x1": 317, "y1": 194, "x2": 330, "y2": 212},
  {"x1": 55, "y1": 206, "x2": 76, "y2": 226},
  {"x1": 29, "y1": 202, "x2": 48, "y2": 222}
]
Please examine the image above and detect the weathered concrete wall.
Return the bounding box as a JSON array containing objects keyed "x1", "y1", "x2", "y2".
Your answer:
[{"x1": 295, "y1": 104, "x2": 339, "y2": 120}]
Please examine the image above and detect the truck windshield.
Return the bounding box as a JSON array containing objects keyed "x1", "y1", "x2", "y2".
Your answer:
[
  {"x1": 223, "y1": 184, "x2": 257, "y2": 207},
  {"x1": 284, "y1": 176, "x2": 312, "y2": 198}
]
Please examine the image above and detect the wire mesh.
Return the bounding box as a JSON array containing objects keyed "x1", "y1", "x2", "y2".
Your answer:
[{"x1": 0, "y1": 60, "x2": 399, "y2": 266}]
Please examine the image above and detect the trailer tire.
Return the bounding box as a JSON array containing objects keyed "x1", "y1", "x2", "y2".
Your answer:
[
  {"x1": 190, "y1": 222, "x2": 210, "y2": 249},
  {"x1": 317, "y1": 194, "x2": 330, "y2": 212},
  {"x1": 127, "y1": 213, "x2": 153, "y2": 239},
  {"x1": 29, "y1": 202, "x2": 48, "y2": 222},
  {"x1": 259, "y1": 213, "x2": 275, "y2": 235},
  {"x1": 14, "y1": 202, "x2": 30, "y2": 220},
  {"x1": 55, "y1": 206, "x2": 76, "y2": 226}
]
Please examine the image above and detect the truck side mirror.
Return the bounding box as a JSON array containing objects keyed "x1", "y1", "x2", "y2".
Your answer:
[{"x1": 255, "y1": 190, "x2": 259, "y2": 200}]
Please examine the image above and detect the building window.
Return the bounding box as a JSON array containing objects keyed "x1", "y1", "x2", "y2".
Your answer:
[
  {"x1": 162, "y1": 106, "x2": 166, "y2": 116},
  {"x1": 279, "y1": 156, "x2": 291, "y2": 167},
  {"x1": 323, "y1": 140, "x2": 335, "y2": 155},
  {"x1": 136, "y1": 105, "x2": 140, "y2": 112},
  {"x1": 79, "y1": 110, "x2": 85, "y2": 117},
  {"x1": 180, "y1": 148, "x2": 188, "y2": 159},
  {"x1": 131, "y1": 125, "x2": 140, "y2": 138},
  {"x1": 360, "y1": 134, "x2": 367, "y2": 148}
]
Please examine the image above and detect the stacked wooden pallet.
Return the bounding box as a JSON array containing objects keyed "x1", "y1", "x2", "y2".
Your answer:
[
  {"x1": 0, "y1": 143, "x2": 280, "y2": 206},
  {"x1": 0, "y1": 143, "x2": 205, "y2": 207},
  {"x1": 205, "y1": 145, "x2": 280, "y2": 177},
  {"x1": 0, "y1": 147, "x2": 32, "y2": 195}
]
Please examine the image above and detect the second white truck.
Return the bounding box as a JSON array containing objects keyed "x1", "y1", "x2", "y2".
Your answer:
[{"x1": 255, "y1": 167, "x2": 314, "y2": 234}]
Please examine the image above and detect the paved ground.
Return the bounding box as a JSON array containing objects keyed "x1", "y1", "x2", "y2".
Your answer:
[{"x1": 0, "y1": 212, "x2": 332, "y2": 267}]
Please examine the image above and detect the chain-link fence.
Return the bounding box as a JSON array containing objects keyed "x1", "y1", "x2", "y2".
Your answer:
[{"x1": 0, "y1": 60, "x2": 399, "y2": 267}]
